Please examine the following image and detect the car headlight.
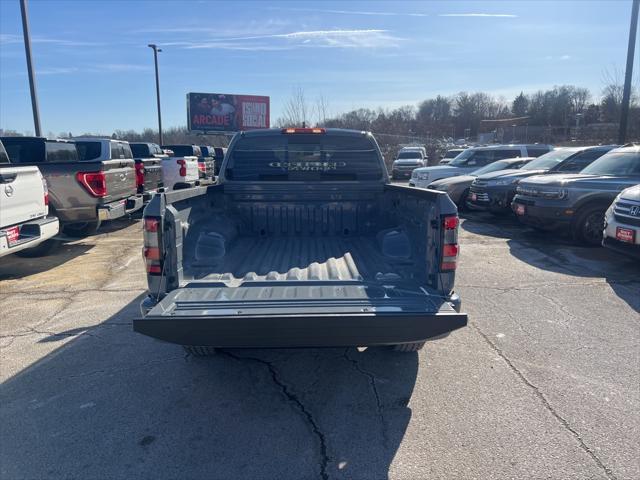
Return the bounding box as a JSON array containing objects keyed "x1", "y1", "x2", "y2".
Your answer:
[
  {"x1": 489, "y1": 178, "x2": 518, "y2": 186},
  {"x1": 413, "y1": 172, "x2": 429, "y2": 180}
]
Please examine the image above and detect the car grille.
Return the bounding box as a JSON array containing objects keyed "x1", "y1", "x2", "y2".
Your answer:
[
  {"x1": 469, "y1": 183, "x2": 490, "y2": 202},
  {"x1": 614, "y1": 198, "x2": 640, "y2": 226},
  {"x1": 394, "y1": 165, "x2": 420, "y2": 170}
]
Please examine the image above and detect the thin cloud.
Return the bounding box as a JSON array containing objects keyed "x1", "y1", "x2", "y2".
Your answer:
[
  {"x1": 274, "y1": 7, "x2": 427, "y2": 17},
  {"x1": 0, "y1": 33, "x2": 104, "y2": 46},
  {"x1": 180, "y1": 29, "x2": 401, "y2": 50},
  {"x1": 439, "y1": 13, "x2": 518, "y2": 18},
  {"x1": 24, "y1": 64, "x2": 150, "y2": 76}
]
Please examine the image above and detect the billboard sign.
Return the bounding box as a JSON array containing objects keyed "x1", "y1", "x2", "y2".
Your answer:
[{"x1": 187, "y1": 92, "x2": 270, "y2": 132}]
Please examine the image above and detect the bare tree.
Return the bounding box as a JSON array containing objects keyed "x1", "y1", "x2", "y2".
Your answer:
[
  {"x1": 276, "y1": 86, "x2": 310, "y2": 127},
  {"x1": 314, "y1": 94, "x2": 329, "y2": 126}
]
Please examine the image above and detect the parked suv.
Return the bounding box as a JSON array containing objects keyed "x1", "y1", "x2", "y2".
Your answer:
[
  {"x1": 512, "y1": 144, "x2": 640, "y2": 245},
  {"x1": 603, "y1": 184, "x2": 640, "y2": 259},
  {"x1": 392, "y1": 149, "x2": 427, "y2": 179},
  {"x1": 468, "y1": 146, "x2": 615, "y2": 214},
  {"x1": 1, "y1": 136, "x2": 143, "y2": 236},
  {"x1": 410, "y1": 144, "x2": 552, "y2": 188},
  {"x1": 0, "y1": 140, "x2": 59, "y2": 257}
]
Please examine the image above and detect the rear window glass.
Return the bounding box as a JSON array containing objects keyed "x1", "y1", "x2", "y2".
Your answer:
[
  {"x1": 581, "y1": 152, "x2": 640, "y2": 176},
  {"x1": 163, "y1": 145, "x2": 193, "y2": 156},
  {"x1": 2, "y1": 138, "x2": 46, "y2": 163},
  {"x1": 0, "y1": 143, "x2": 9, "y2": 163},
  {"x1": 46, "y1": 142, "x2": 79, "y2": 162},
  {"x1": 226, "y1": 133, "x2": 383, "y2": 181},
  {"x1": 130, "y1": 144, "x2": 150, "y2": 157},
  {"x1": 527, "y1": 147, "x2": 551, "y2": 157},
  {"x1": 76, "y1": 142, "x2": 102, "y2": 161},
  {"x1": 398, "y1": 151, "x2": 422, "y2": 159}
]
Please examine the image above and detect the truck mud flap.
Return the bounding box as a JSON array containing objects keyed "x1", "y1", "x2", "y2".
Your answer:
[{"x1": 134, "y1": 283, "x2": 468, "y2": 347}]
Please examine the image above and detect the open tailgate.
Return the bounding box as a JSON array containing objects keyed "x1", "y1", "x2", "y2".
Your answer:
[{"x1": 134, "y1": 283, "x2": 468, "y2": 347}]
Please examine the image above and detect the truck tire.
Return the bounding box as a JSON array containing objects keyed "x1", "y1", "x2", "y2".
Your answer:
[
  {"x1": 183, "y1": 345, "x2": 217, "y2": 356},
  {"x1": 14, "y1": 238, "x2": 61, "y2": 257},
  {"x1": 63, "y1": 220, "x2": 101, "y2": 238},
  {"x1": 392, "y1": 341, "x2": 425, "y2": 352},
  {"x1": 572, "y1": 205, "x2": 607, "y2": 246}
]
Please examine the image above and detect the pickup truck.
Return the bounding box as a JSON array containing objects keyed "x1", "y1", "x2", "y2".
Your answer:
[
  {"x1": 134, "y1": 128, "x2": 467, "y2": 356},
  {"x1": 512, "y1": 144, "x2": 640, "y2": 245},
  {"x1": 0, "y1": 140, "x2": 59, "y2": 257},
  {"x1": 1, "y1": 136, "x2": 143, "y2": 237},
  {"x1": 163, "y1": 144, "x2": 214, "y2": 182},
  {"x1": 127, "y1": 142, "x2": 165, "y2": 200},
  {"x1": 391, "y1": 150, "x2": 427, "y2": 180}
]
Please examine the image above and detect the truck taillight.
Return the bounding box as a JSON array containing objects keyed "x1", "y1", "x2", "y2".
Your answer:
[
  {"x1": 441, "y1": 215, "x2": 459, "y2": 271},
  {"x1": 143, "y1": 216, "x2": 162, "y2": 275},
  {"x1": 135, "y1": 163, "x2": 145, "y2": 188},
  {"x1": 177, "y1": 159, "x2": 187, "y2": 177},
  {"x1": 76, "y1": 171, "x2": 107, "y2": 197},
  {"x1": 42, "y1": 177, "x2": 49, "y2": 206},
  {"x1": 197, "y1": 162, "x2": 206, "y2": 173}
]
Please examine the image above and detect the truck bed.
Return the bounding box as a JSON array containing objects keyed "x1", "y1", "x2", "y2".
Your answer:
[{"x1": 185, "y1": 235, "x2": 415, "y2": 285}]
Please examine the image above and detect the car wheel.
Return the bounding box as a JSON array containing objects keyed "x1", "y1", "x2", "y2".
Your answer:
[
  {"x1": 14, "y1": 238, "x2": 61, "y2": 257},
  {"x1": 392, "y1": 341, "x2": 425, "y2": 352},
  {"x1": 63, "y1": 220, "x2": 101, "y2": 238},
  {"x1": 572, "y1": 205, "x2": 606, "y2": 246},
  {"x1": 183, "y1": 345, "x2": 217, "y2": 356}
]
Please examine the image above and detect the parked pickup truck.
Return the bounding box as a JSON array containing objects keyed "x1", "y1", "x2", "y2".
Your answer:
[
  {"x1": 128, "y1": 142, "x2": 165, "y2": 199},
  {"x1": 134, "y1": 128, "x2": 468, "y2": 355},
  {"x1": 512, "y1": 144, "x2": 640, "y2": 245},
  {"x1": 2, "y1": 136, "x2": 143, "y2": 236},
  {"x1": 0, "y1": 140, "x2": 59, "y2": 257},
  {"x1": 163, "y1": 144, "x2": 214, "y2": 182}
]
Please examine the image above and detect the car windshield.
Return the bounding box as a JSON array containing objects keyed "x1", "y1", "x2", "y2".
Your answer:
[
  {"x1": 448, "y1": 149, "x2": 475, "y2": 166},
  {"x1": 520, "y1": 149, "x2": 579, "y2": 170},
  {"x1": 471, "y1": 160, "x2": 517, "y2": 176},
  {"x1": 580, "y1": 151, "x2": 640, "y2": 176},
  {"x1": 397, "y1": 151, "x2": 422, "y2": 159}
]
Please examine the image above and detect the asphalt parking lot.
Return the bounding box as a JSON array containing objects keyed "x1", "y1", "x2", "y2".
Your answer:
[{"x1": 1, "y1": 209, "x2": 638, "y2": 480}]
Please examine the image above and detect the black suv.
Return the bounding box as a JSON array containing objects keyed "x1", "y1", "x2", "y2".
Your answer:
[
  {"x1": 467, "y1": 146, "x2": 616, "y2": 214},
  {"x1": 512, "y1": 144, "x2": 640, "y2": 245}
]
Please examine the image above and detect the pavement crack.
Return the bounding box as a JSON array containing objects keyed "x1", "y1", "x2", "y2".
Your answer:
[
  {"x1": 470, "y1": 321, "x2": 617, "y2": 480},
  {"x1": 342, "y1": 349, "x2": 388, "y2": 448},
  {"x1": 220, "y1": 351, "x2": 330, "y2": 480}
]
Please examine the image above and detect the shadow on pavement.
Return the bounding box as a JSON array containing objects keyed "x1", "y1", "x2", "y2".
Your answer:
[
  {"x1": 1, "y1": 296, "x2": 418, "y2": 480},
  {"x1": 0, "y1": 243, "x2": 94, "y2": 281},
  {"x1": 461, "y1": 212, "x2": 640, "y2": 312}
]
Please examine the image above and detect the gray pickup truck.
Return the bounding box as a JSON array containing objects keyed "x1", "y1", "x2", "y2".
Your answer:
[
  {"x1": 1, "y1": 136, "x2": 143, "y2": 236},
  {"x1": 134, "y1": 128, "x2": 467, "y2": 355}
]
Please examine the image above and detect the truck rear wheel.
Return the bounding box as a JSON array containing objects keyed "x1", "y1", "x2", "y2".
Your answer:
[
  {"x1": 183, "y1": 345, "x2": 217, "y2": 356},
  {"x1": 392, "y1": 341, "x2": 425, "y2": 352}
]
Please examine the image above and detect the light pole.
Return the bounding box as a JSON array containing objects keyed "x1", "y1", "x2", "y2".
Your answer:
[
  {"x1": 20, "y1": 0, "x2": 41, "y2": 136},
  {"x1": 618, "y1": 0, "x2": 639, "y2": 144},
  {"x1": 148, "y1": 44, "x2": 163, "y2": 145}
]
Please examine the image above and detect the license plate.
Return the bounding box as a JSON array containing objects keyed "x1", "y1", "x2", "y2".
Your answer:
[
  {"x1": 98, "y1": 209, "x2": 109, "y2": 221},
  {"x1": 616, "y1": 227, "x2": 635, "y2": 244},
  {"x1": 470, "y1": 193, "x2": 477, "y2": 201},
  {"x1": 5, "y1": 226, "x2": 20, "y2": 246},
  {"x1": 515, "y1": 204, "x2": 526, "y2": 216}
]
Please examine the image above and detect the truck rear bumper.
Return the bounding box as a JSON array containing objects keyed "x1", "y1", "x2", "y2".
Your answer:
[
  {"x1": 135, "y1": 285, "x2": 467, "y2": 348},
  {"x1": 97, "y1": 195, "x2": 144, "y2": 221},
  {"x1": 0, "y1": 216, "x2": 59, "y2": 257}
]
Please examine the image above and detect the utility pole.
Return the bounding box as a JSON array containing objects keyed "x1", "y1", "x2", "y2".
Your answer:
[
  {"x1": 20, "y1": 0, "x2": 41, "y2": 136},
  {"x1": 148, "y1": 44, "x2": 163, "y2": 145},
  {"x1": 618, "y1": 0, "x2": 639, "y2": 144}
]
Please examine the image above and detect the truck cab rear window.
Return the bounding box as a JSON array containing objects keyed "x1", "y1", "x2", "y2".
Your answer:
[
  {"x1": 76, "y1": 142, "x2": 102, "y2": 161},
  {"x1": 46, "y1": 142, "x2": 79, "y2": 162},
  {"x1": 226, "y1": 134, "x2": 383, "y2": 181}
]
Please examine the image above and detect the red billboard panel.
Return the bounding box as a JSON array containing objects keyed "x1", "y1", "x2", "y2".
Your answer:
[{"x1": 187, "y1": 92, "x2": 270, "y2": 132}]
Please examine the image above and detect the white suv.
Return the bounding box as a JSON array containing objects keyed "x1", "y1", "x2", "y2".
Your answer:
[
  {"x1": 410, "y1": 144, "x2": 552, "y2": 188},
  {"x1": 603, "y1": 184, "x2": 640, "y2": 259}
]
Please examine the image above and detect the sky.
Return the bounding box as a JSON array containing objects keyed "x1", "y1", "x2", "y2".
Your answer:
[{"x1": 0, "y1": 0, "x2": 638, "y2": 135}]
